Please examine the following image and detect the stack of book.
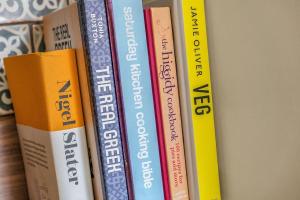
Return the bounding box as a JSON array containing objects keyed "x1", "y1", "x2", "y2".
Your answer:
[{"x1": 3, "y1": 0, "x2": 221, "y2": 199}]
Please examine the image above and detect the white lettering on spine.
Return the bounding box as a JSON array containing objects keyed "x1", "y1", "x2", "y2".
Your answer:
[
  {"x1": 124, "y1": 6, "x2": 154, "y2": 189},
  {"x1": 90, "y1": 13, "x2": 104, "y2": 44},
  {"x1": 96, "y1": 66, "x2": 121, "y2": 173}
]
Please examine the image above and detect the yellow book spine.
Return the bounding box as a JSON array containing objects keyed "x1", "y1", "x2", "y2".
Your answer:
[{"x1": 181, "y1": 0, "x2": 221, "y2": 200}]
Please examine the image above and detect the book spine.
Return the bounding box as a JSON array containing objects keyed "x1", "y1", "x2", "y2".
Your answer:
[
  {"x1": 147, "y1": 7, "x2": 190, "y2": 200},
  {"x1": 105, "y1": 1, "x2": 134, "y2": 199},
  {"x1": 108, "y1": 0, "x2": 164, "y2": 199},
  {"x1": 144, "y1": 8, "x2": 171, "y2": 200},
  {"x1": 4, "y1": 50, "x2": 94, "y2": 200},
  {"x1": 181, "y1": 0, "x2": 221, "y2": 199},
  {"x1": 77, "y1": 0, "x2": 129, "y2": 199}
]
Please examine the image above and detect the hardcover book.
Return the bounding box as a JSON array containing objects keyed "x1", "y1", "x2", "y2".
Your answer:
[
  {"x1": 105, "y1": 1, "x2": 134, "y2": 198},
  {"x1": 107, "y1": 0, "x2": 164, "y2": 199},
  {"x1": 145, "y1": 7, "x2": 189, "y2": 200},
  {"x1": 4, "y1": 49, "x2": 94, "y2": 200},
  {"x1": 43, "y1": 2, "x2": 129, "y2": 199}
]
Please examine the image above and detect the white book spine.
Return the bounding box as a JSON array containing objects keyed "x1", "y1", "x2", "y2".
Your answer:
[{"x1": 18, "y1": 124, "x2": 93, "y2": 200}]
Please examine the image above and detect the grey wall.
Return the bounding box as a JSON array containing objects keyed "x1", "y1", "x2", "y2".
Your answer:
[{"x1": 205, "y1": 0, "x2": 300, "y2": 199}]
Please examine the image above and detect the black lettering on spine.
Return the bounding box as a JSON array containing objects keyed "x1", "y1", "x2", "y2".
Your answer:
[
  {"x1": 193, "y1": 84, "x2": 211, "y2": 115},
  {"x1": 56, "y1": 80, "x2": 80, "y2": 186},
  {"x1": 56, "y1": 80, "x2": 76, "y2": 126},
  {"x1": 64, "y1": 132, "x2": 79, "y2": 185},
  {"x1": 52, "y1": 24, "x2": 72, "y2": 50}
]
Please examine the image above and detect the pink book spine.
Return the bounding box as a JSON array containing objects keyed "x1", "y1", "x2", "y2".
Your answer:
[
  {"x1": 149, "y1": 7, "x2": 190, "y2": 200},
  {"x1": 144, "y1": 8, "x2": 171, "y2": 200}
]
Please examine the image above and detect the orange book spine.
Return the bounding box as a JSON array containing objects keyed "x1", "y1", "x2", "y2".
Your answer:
[
  {"x1": 150, "y1": 7, "x2": 189, "y2": 199},
  {"x1": 4, "y1": 49, "x2": 94, "y2": 200}
]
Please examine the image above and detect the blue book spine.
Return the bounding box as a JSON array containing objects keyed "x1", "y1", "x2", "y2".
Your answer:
[
  {"x1": 77, "y1": 0, "x2": 129, "y2": 199},
  {"x1": 109, "y1": 0, "x2": 164, "y2": 199}
]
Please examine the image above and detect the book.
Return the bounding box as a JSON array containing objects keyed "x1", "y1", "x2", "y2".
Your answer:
[
  {"x1": 178, "y1": 0, "x2": 221, "y2": 199},
  {"x1": 144, "y1": 8, "x2": 170, "y2": 200},
  {"x1": 43, "y1": 2, "x2": 129, "y2": 199},
  {"x1": 105, "y1": 0, "x2": 134, "y2": 198},
  {"x1": 4, "y1": 49, "x2": 94, "y2": 200},
  {"x1": 106, "y1": 0, "x2": 165, "y2": 199},
  {"x1": 145, "y1": 7, "x2": 189, "y2": 200}
]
